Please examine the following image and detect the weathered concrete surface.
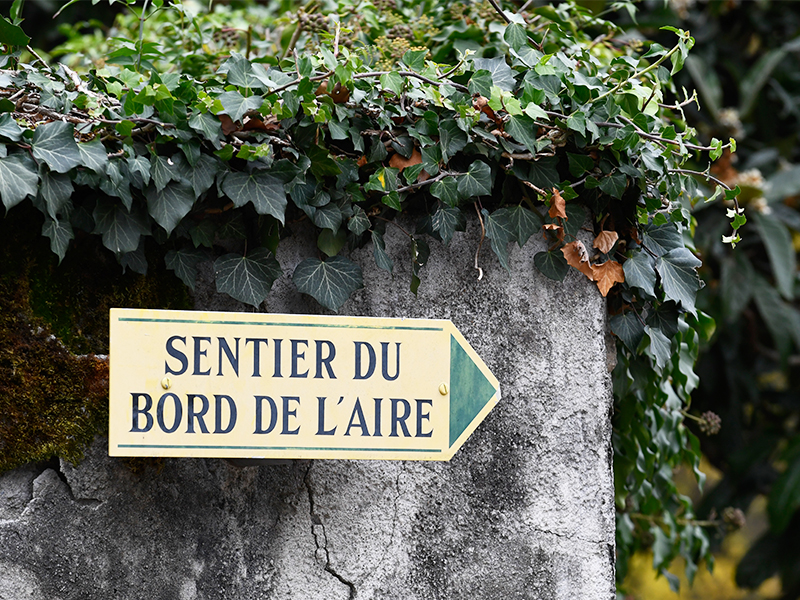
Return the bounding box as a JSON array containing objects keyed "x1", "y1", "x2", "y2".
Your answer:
[{"x1": 0, "y1": 218, "x2": 615, "y2": 600}]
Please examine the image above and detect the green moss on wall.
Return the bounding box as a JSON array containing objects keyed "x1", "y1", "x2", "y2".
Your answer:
[{"x1": 0, "y1": 204, "x2": 191, "y2": 474}]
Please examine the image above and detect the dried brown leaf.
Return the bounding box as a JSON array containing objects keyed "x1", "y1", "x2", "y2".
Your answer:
[
  {"x1": 561, "y1": 240, "x2": 595, "y2": 281},
  {"x1": 548, "y1": 188, "x2": 567, "y2": 220},
  {"x1": 593, "y1": 230, "x2": 619, "y2": 254},
  {"x1": 388, "y1": 148, "x2": 422, "y2": 172},
  {"x1": 219, "y1": 114, "x2": 238, "y2": 136},
  {"x1": 592, "y1": 260, "x2": 625, "y2": 297}
]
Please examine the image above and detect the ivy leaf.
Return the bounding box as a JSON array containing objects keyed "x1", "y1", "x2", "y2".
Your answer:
[
  {"x1": 720, "y1": 253, "x2": 755, "y2": 322},
  {"x1": 642, "y1": 224, "x2": 683, "y2": 256},
  {"x1": 371, "y1": 230, "x2": 393, "y2": 273},
  {"x1": 473, "y1": 57, "x2": 515, "y2": 91},
  {"x1": 188, "y1": 111, "x2": 223, "y2": 148},
  {"x1": 534, "y1": 250, "x2": 569, "y2": 281},
  {"x1": 0, "y1": 153, "x2": 39, "y2": 209},
  {"x1": 151, "y1": 155, "x2": 180, "y2": 191},
  {"x1": 506, "y1": 205, "x2": 540, "y2": 247},
  {"x1": 753, "y1": 212, "x2": 796, "y2": 300},
  {"x1": 39, "y1": 170, "x2": 74, "y2": 219},
  {"x1": 655, "y1": 248, "x2": 702, "y2": 315},
  {"x1": 402, "y1": 49, "x2": 428, "y2": 72},
  {"x1": 218, "y1": 52, "x2": 264, "y2": 90},
  {"x1": 623, "y1": 250, "x2": 657, "y2": 297},
  {"x1": 468, "y1": 69, "x2": 493, "y2": 97},
  {"x1": 217, "y1": 91, "x2": 263, "y2": 123},
  {"x1": 431, "y1": 176, "x2": 460, "y2": 207},
  {"x1": 432, "y1": 204, "x2": 465, "y2": 245},
  {"x1": 643, "y1": 325, "x2": 671, "y2": 369},
  {"x1": 439, "y1": 120, "x2": 468, "y2": 163},
  {"x1": 348, "y1": 205, "x2": 370, "y2": 235},
  {"x1": 76, "y1": 140, "x2": 109, "y2": 174},
  {"x1": 317, "y1": 228, "x2": 347, "y2": 257},
  {"x1": 506, "y1": 114, "x2": 538, "y2": 154},
  {"x1": 31, "y1": 121, "x2": 82, "y2": 173},
  {"x1": 753, "y1": 278, "x2": 795, "y2": 359},
  {"x1": 183, "y1": 154, "x2": 221, "y2": 197},
  {"x1": 567, "y1": 152, "x2": 594, "y2": 177},
  {"x1": 768, "y1": 451, "x2": 800, "y2": 533},
  {"x1": 610, "y1": 311, "x2": 645, "y2": 351},
  {"x1": 146, "y1": 181, "x2": 195, "y2": 234},
  {"x1": 527, "y1": 156, "x2": 560, "y2": 190},
  {"x1": 599, "y1": 171, "x2": 627, "y2": 199},
  {"x1": 0, "y1": 112, "x2": 23, "y2": 142},
  {"x1": 312, "y1": 203, "x2": 343, "y2": 231},
  {"x1": 215, "y1": 248, "x2": 282, "y2": 308},
  {"x1": 93, "y1": 200, "x2": 149, "y2": 254},
  {"x1": 457, "y1": 161, "x2": 492, "y2": 198},
  {"x1": 222, "y1": 170, "x2": 287, "y2": 223},
  {"x1": 504, "y1": 23, "x2": 528, "y2": 51},
  {"x1": 293, "y1": 256, "x2": 364, "y2": 311},
  {"x1": 0, "y1": 16, "x2": 30, "y2": 46},
  {"x1": 483, "y1": 208, "x2": 513, "y2": 271},
  {"x1": 41, "y1": 217, "x2": 73, "y2": 263}
]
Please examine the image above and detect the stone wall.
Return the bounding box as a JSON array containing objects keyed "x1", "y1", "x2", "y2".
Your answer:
[{"x1": 0, "y1": 219, "x2": 615, "y2": 600}]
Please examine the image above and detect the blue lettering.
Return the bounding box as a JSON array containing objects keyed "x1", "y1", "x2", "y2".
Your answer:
[
  {"x1": 290, "y1": 340, "x2": 309, "y2": 378},
  {"x1": 344, "y1": 398, "x2": 370, "y2": 437},
  {"x1": 354, "y1": 341, "x2": 376, "y2": 379},
  {"x1": 415, "y1": 399, "x2": 433, "y2": 438},
  {"x1": 282, "y1": 396, "x2": 301, "y2": 434},
  {"x1": 314, "y1": 340, "x2": 337, "y2": 379},
  {"x1": 381, "y1": 342, "x2": 400, "y2": 381},
  {"x1": 186, "y1": 394, "x2": 210, "y2": 434},
  {"x1": 254, "y1": 396, "x2": 278, "y2": 434},
  {"x1": 165, "y1": 336, "x2": 188, "y2": 375},
  {"x1": 246, "y1": 338, "x2": 269, "y2": 377},
  {"x1": 192, "y1": 336, "x2": 212, "y2": 376},
  {"x1": 157, "y1": 393, "x2": 182, "y2": 433},
  {"x1": 316, "y1": 396, "x2": 338, "y2": 436},
  {"x1": 217, "y1": 337, "x2": 240, "y2": 376},
  {"x1": 389, "y1": 398, "x2": 411, "y2": 437},
  {"x1": 131, "y1": 393, "x2": 153, "y2": 432},
  {"x1": 214, "y1": 395, "x2": 237, "y2": 434}
]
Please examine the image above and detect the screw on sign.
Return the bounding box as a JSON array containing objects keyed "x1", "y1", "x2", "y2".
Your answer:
[{"x1": 109, "y1": 309, "x2": 500, "y2": 461}]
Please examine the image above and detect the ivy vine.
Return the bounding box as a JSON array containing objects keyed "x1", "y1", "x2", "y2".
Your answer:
[{"x1": 0, "y1": 0, "x2": 742, "y2": 589}]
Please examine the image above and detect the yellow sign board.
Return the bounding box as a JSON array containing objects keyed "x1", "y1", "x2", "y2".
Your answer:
[{"x1": 109, "y1": 308, "x2": 500, "y2": 461}]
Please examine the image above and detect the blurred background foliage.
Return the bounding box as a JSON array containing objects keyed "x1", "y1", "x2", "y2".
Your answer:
[
  {"x1": 622, "y1": 0, "x2": 800, "y2": 598},
  {"x1": 6, "y1": 0, "x2": 800, "y2": 597}
]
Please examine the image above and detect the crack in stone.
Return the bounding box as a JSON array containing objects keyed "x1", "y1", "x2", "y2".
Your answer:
[
  {"x1": 304, "y1": 463, "x2": 356, "y2": 600},
  {"x1": 49, "y1": 459, "x2": 103, "y2": 509}
]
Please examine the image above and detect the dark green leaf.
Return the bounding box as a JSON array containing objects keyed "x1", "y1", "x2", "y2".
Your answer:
[
  {"x1": 402, "y1": 49, "x2": 427, "y2": 72},
  {"x1": 769, "y1": 447, "x2": 800, "y2": 533},
  {"x1": 656, "y1": 248, "x2": 702, "y2": 315},
  {"x1": 120, "y1": 243, "x2": 147, "y2": 275},
  {"x1": 31, "y1": 121, "x2": 82, "y2": 173},
  {"x1": 439, "y1": 120, "x2": 468, "y2": 163},
  {"x1": 92, "y1": 200, "x2": 149, "y2": 254},
  {"x1": 217, "y1": 91, "x2": 263, "y2": 123},
  {"x1": 146, "y1": 181, "x2": 195, "y2": 234},
  {"x1": 473, "y1": 57, "x2": 515, "y2": 91},
  {"x1": 184, "y1": 154, "x2": 221, "y2": 197},
  {"x1": 293, "y1": 256, "x2": 364, "y2": 311},
  {"x1": 312, "y1": 203, "x2": 343, "y2": 231},
  {"x1": 0, "y1": 16, "x2": 30, "y2": 46},
  {"x1": 506, "y1": 205, "x2": 540, "y2": 247},
  {"x1": 643, "y1": 224, "x2": 683, "y2": 256},
  {"x1": 219, "y1": 52, "x2": 264, "y2": 90},
  {"x1": 0, "y1": 153, "x2": 38, "y2": 210},
  {"x1": 720, "y1": 253, "x2": 755, "y2": 322},
  {"x1": 41, "y1": 217, "x2": 73, "y2": 263},
  {"x1": 188, "y1": 111, "x2": 223, "y2": 147},
  {"x1": 151, "y1": 154, "x2": 180, "y2": 192},
  {"x1": 39, "y1": 171, "x2": 73, "y2": 220},
  {"x1": 307, "y1": 144, "x2": 342, "y2": 178},
  {"x1": 534, "y1": 250, "x2": 569, "y2": 281},
  {"x1": 348, "y1": 205, "x2": 370, "y2": 235},
  {"x1": 432, "y1": 204, "x2": 465, "y2": 245},
  {"x1": 482, "y1": 208, "x2": 513, "y2": 271},
  {"x1": 214, "y1": 248, "x2": 282, "y2": 308},
  {"x1": 599, "y1": 171, "x2": 627, "y2": 199},
  {"x1": 222, "y1": 170, "x2": 287, "y2": 223},
  {"x1": 468, "y1": 69, "x2": 493, "y2": 97},
  {"x1": 610, "y1": 311, "x2": 645, "y2": 351},
  {"x1": 506, "y1": 114, "x2": 538, "y2": 154},
  {"x1": 527, "y1": 156, "x2": 560, "y2": 190},
  {"x1": 457, "y1": 161, "x2": 492, "y2": 198},
  {"x1": 431, "y1": 176, "x2": 460, "y2": 207},
  {"x1": 753, "y1": 212, "x2": 796, "y2": 301},
  {"x1": 0, "y1": 113, "x2": 22, "y2": 141},
  {"x1": 644, "y1": 325, "x2": 671, "y2": 369},
  {"x1": 567, "y1": 153, "x2": 594, "y2": 177},
  {"x1": 77, "y1": 140, "x2": 109, "y2": 174},
  {"x1": 371, "y1": 230, "x2": 393, "y2": 273},
  {"x1": 623, "y1": 250, "x2": 657, "y2": 296},
  {"x1": 753, "y1": 278, "x2": 795, "y2": 358}
]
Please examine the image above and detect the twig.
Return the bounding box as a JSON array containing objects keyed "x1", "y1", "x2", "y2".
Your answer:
[
  {"x1": 395, "y1": 171, "x2": 462, "y2": 194},
  {"x1": 25, "y1": 46, "x2": 49, "y2": 68},
  {"x1": 592, "y1": 40, "x2": 683, "y2": 104},
  {"x1": 354, "y1": 71, "x2": 469, "y2": 93},
  {"x1": 668, "y1": 168, "x2": 732, "y2": 191},
  {"x1": 520, "y1": 179, "x2": 547, "y2": 196},
  {"x1": 474, "y1": 202, "x2": 485, "y2": 280},
  {"x1": 283, "y1": 21, "x2": 303, "y2": 60}
]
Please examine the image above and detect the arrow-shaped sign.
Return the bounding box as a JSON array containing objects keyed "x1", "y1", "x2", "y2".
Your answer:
[{"x1": 109, "y1": 309, "x2": 500, "y2": 461}]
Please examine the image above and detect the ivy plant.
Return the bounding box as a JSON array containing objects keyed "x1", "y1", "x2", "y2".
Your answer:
[{"x1": 0, "y1": 0, "x2": 742, "y2": 590}]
